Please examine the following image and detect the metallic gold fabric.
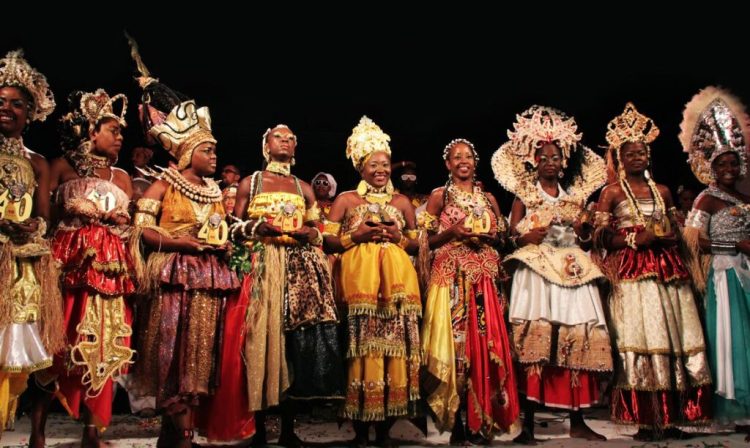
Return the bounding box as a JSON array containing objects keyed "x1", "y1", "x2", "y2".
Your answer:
[
  {"x1": 611, "y1": 280, "x2": 711, "y2": 390},
  {"x1": 134, "y1": 198, "x2": 161, "y2": 227},
  {"x1": 304, "y1": 201, "x2": 321, "y2": 222},
  {"x1": 159, "y1": 185, "x2": 224, "y2": 236},
  {"x1": 70, "y1": 294, "x2": 134, "y2": 397},
  {"x1": 323, "y1": 221, "x2": 341, "y2": 236},
  {"x1": 182, "y1": 290, "x2": 220, "y2": 395},
  {"x1": 10, "y1": 259, "x2": 40, "y2": 324},
  {"x1": 421, "y1": 285, "x2": 459, "y2": 430}
]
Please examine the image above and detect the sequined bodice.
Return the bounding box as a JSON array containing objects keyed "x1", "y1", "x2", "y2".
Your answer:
[{"x1": 705, "y1": 187, "x2": 750, "y2": 243}]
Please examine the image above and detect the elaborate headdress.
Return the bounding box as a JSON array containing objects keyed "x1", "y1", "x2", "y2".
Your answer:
[
  {"x1": 603, "y1": 103, "x2": 667, "y2": 227},
  {"x1": 79, "y1": 89, "x2": 127, "y2": 127},
  {"x1": 679, "y1": 86, "x2": 750, "y2": 185},
  {"x1": 0, "y1": 50, "x2": 55, "y2": 122},
  {"x1": 605, "y1": 102, "x2": 660, "y2": 150},
  {"x1": 127, "y1": 34, "x2": 216, "y2": 170},
  {"x1": 346, "y1": 116, "x2": 391, "y2": 170},
  {"x1": 59, "y1": 89, "x2": 127, "y2": 177},
  {"x1": 604, "y1": 102, "x2": 660, "y2": 183},
  {"x1": 503, "y1": 105, "x2": 581, "y2": 169},
  {"x1": 492, "y1": 105, "x2": 605, "y2": 205}
]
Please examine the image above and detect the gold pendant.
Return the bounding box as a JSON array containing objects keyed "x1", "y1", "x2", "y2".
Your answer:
[{"x1": 649, "y1": 210, "x2": 670, "y2": 237}]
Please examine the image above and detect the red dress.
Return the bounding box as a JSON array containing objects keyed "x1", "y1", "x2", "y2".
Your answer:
[{"x1": 51, "y1": 177, "x2": 135, "y2": 429}]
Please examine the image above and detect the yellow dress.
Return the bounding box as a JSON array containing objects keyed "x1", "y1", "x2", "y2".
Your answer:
[{"x1": 337, "y1": 202, "x2": 421, "y2": 421}]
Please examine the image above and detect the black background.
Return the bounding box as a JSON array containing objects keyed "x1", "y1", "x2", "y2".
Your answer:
[{"x1": 3, "y1": 11, "x2": 746, "y2": 210}]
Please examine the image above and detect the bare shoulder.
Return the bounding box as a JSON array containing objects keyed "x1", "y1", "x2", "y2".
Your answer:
[
  {"x1": 430, "y1": 186, "x2": 446, "y2": 197},
  {"x1": 112, "y1": 167, "x2": 130, "y2": 181},
  {"x1": 389, "y1": 192, "x2": 412, "y2": 209},
  {"x1": 25, "y1": 150, "x2": 49, "y2": 172},
  {"x1": 143, "y1": 179, "x2": 169, "y2": 200}
]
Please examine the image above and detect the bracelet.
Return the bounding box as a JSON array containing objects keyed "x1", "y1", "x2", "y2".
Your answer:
[
  {"x1": 246, "y1": 217, "x2": 267, "y2": 239},
  {"x1": 398, "y1": 233, "x2": 410, "y2": 250},
  {"x1": 711, "y1": 240, "x2": 738, "y2": 256},
  {"x1": 341, "y1": 233, "x2": 355, "y2": 250},
  {"x1": 509, "y1": 235, "x2": 519, "y2": 250},
  {"x1": 310, "y1": 227, "x2": 323, "y2": 246},
  {"x1": 624, "y1": 231, "x2": 638, "y2": 250}
]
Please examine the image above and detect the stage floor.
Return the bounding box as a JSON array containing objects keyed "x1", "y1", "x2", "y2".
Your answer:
[{"x1": 0, "y1": 408, "x2": 745, "y2": 447}]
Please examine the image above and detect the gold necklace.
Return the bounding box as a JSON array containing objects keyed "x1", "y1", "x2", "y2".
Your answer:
[
  {"x1": 356, "y1": 180, "x2": 393, "y2": 205},
  {"x1": 266, "y1": 161, "x2": 291, "y2": 176},
  {"x1": 619, "y1": 176, "x2": 666, "y2": 225},
  {"x1": 0, "y1": 136, "x2": 24, "y2": 157}
]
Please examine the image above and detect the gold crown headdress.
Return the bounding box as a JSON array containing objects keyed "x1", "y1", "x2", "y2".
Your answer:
[
  {"x1": 504, "y1": 105, "x2": 582, "y2": 169},
  {"x1": 262, "y1": 124, "x2": 296, "y2": 162},
  {"x1": 0, "y1": 49, "x2": 55, "y2": 122},
  {"x1": 346, "y1": 116, "x2": 391, "y2": 169},
  {"x1": 679, "y1": 86, "x2": 750, "y2": 185},
  {"x1": 605, "y1": 102, "x2": 659, "y2": 149},
  {"x1": 149, "y1": 101, "x2": 216, "y2": 170},
  {"x1": 79, "y1": 88, "x2": 127, "y2": 127}
]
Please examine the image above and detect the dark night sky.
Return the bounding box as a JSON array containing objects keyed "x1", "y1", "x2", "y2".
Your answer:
[{"x1": 3, "y1": 14, "x2": 747, "y2": 210}]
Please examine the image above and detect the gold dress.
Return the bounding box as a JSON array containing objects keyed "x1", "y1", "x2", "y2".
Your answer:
[
  {"x1": 0, "y1": 138, "x2": 63, "y2": 432},
  {"x1": 336, "y1": 201, "x2": 421, "y2": 421}
]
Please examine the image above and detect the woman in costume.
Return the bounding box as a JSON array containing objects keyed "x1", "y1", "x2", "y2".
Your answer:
[
  {"x1": 420, "y1": 138, "x2": 519, "y2": 444},
  {"x1": 229, "y1": 124, "x2": 342, "y2": 447},
  {"x1": 129, "y1": 62, "x2": 241, "y2": 446},
  {"x1": 323, "y1": 116, "x2": 421, "y2": 447},
  {"x1": 681, "y1": 87, "x2": 750, "y2": 440},
  {"x1": 48, "y1": 88, "x2": 135, "y2": 447},
  {"x1": 595, "y1": 102, "x2": 712, "y2": 441},
  {"x1": 0, "y1": 49, "x2": 63, "y2": 445},
  {"x1": 492, "y1": 106, "x2": 611, "y2": 443}
]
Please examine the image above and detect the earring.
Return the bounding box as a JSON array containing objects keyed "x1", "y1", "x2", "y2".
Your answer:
[{"x1": 558, "y1": 171, "x2": 564, "y2": 179}]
